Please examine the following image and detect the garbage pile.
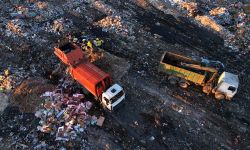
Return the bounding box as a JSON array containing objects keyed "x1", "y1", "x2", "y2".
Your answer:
[
  {"x1": 45, "y1": 18, "x2": 74, "y2": 34},
  {"x1": 94, "y1": 15, "x2": 129, "y2": 36},
  {"x1": 93, "y1": 0, "x2": 114, "y2": 15},
  {"x1": 195, "y1": 15, "x2": 222, "y2": 32},
  {"x1": 164, "y1": 1, "x2": 250, "y2": 53},
  {"x1": 7, "y1": 1, "x2": 63, "y2": 22},
  {"x1": 209, "y1": 7, "x2": 231, "y2": 25},
  {"x1": 1, "y1": 1, "x2": 68, "y2": 45},
  {"x1": 6, "y1": 19, "x2": 24, "y2": 37},
  {"x1": 181, "y1": 2, "x2": 198, "y2": 17},
  {"x1": 92, "y1": 0, "x2": 135, "y2": 36},
  {"x1": 35, "y1": 78, "x2": 105, "y2": 141},
  {"x1": 0, "y1": 68, "x2": 28, "y2": 93}
]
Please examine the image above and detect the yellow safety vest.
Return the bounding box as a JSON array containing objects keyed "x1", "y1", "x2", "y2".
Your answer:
[
  {"x1": 87, "y1": 41, "x2": 92, "y2": 48},
  {"x1": 96, "y1": 39, "x2": 104, "y2": 47}
]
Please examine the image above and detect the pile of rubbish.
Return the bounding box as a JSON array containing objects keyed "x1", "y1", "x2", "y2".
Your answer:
[
  {"x1": 94, "y1": 15, "x2": 130, "y2": 36},
  {"x1": 91, "y1": 0, "x2": 135, "y2": 36},
  {"x1": 6, "y1": 19, "x2": 25, "y2": 37},
  {"x1": 35, "y1": 78, "x2": 105, "y2": 141},
  {"x1": 1, "y1": 1, "x2": 68, "y2": 45},
  {"x1": 93, "y1": 0, "x2": 114, "y2": 15},
  {"x1": 166, "y1": 1, "x2": 250, "y2": 53},
  {"x1": 195, "y1": 15, "x2": 222, "y2": 32},
  {"x1": 0, "y1": 68, "x2": 28, "y2": 93},
  {"x1": 181, "y1": 2, "x2": 198, "y2": 17},
  {"x1": 45, "y1": 18, "x2": 74, "y2": 34},
  {"x1": 209, "y1": 7, "x2": 231, "y2": 25}
]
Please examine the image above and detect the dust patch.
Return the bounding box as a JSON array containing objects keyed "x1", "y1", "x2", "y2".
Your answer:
[
  {"x1": 11, "y1": 78, "x2": 55, "y2": 113},
  {"x1": 94, "y1": 51, "x2": 130, "y2": 82}
]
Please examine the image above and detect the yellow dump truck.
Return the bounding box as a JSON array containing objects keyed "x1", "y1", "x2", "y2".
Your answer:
[{"x1": 159, "y1": 51, "x2": 239, "y2": 100}]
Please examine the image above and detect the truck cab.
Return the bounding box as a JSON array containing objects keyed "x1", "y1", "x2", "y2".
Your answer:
[
  {"x1": 214, "y1": 72, "x2": 239, "y2": 100},
  {"x1": 102, "y1": 84, "x2": 125, "y2": 111}
]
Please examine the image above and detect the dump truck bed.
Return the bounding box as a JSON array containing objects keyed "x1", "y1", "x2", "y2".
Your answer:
[
  {"x1": 69, "y1": 62, "x2": 110, "y2": 97},
  {"x1": 159, "y1": 52, "x2": 206, "y2": 85},
  {"x1": 54, "y1": 43, "x2": 84, "y2": 66},
  {"x1": 54, "y1": 42, "x2": 111, "y2": 97}
]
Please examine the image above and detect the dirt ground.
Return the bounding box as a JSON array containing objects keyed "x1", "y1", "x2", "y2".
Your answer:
[{"x1": 0, "y1": 0, "x2": 249, "y2": 149}]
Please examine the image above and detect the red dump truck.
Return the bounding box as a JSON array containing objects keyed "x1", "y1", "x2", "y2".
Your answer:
[{"x1": 54, "y1": 42, "x2": 125, "y2": 110}]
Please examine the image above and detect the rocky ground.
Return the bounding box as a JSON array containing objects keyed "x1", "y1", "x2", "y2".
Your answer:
[{"x1": 0, "y1": 0, "x2": 250, "y2": 149}]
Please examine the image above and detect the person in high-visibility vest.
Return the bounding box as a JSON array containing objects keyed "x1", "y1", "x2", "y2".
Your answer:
[
  {"x1": 87, "y1": 41, "x2": 93, "y2": 49},
  {"x1": 93, "y1": 38, "x2": 104, "y2": 47}
]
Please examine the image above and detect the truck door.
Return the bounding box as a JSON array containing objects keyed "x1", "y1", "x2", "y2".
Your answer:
[{"x1": 96, "y1": 82, "x2": 104, "y2": 98}]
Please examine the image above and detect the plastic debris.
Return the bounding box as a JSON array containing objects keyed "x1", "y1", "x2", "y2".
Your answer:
[
  {"x1": 209, "y1": 7, "x2": 231, "y2": 25},
  {"x1": 181, "y1": 2, "x2": 198, "y2": 17},
  {"x1": 35, "y1": 77, "x2": 101, "y2": 141},
  {"x1": 56, "y1": 109, "x2": 65, "y2": 118},
  {"x1": 149, "y1": 136, "x2": 155, "y2": 141},
  {"x1": 96, "y1": 116, "x2": 105, "y2": 127}
]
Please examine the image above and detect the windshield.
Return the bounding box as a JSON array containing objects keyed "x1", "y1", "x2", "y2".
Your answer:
[
  {"x1": 228, "y1": 86, "x2": 236, "y2": 92},
  {"x1": 110, "y1": 90, "x2": 124, "y2": 103}
]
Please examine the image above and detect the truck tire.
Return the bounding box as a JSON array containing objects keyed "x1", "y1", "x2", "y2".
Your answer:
[
  {"x1": 215, "y1": 93, "x2": 225, "y2": 100},
  {"x1": 202, "y1": 85, "x2": 213, "y2": 94},
  {"x1": 179, "y1": 81, "x2": 188, "y2": 89},
  {"x1": 168, "y1": 76, "x2": 179, "y2": 85}
]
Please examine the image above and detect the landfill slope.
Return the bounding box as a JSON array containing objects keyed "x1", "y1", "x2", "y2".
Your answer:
[{"x1": 0, "y1": 0, "x2": 250, "y2": 149}]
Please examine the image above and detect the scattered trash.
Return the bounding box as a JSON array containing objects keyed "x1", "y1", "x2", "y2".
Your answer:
[
  {"x1": 96, "y1": 116, "x2": 105, "y2": 127},
  {"x1": 35, "y1": 77, "x2": 103, "y2": 141},
  {"x1": 166, "y1": 0, "x2": 250, "y2": 53},
  {"x1": 149, "y1": 136, "x2": 155, "y2": 141},
  {"x1": 0, "y1": 68, "x2": 28, "y2": 92},
  {"x1": 181, "y1": 2, "x2": 198, "y2": 17},
  {"x1": 209, "y1": 7, "x2": 231, "y2": 25},
  {"x1": 134, "y1": 121, "x2": 139, "y2": 126},
  {"x1": 34, "y1": 141, "x2": 48, "y2": 149},
  {"x1": 195, "y1": 15, "x2": 222, "y2": 32}
]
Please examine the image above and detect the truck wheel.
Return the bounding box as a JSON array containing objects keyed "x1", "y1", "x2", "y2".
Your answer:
[
  {"x1": 203, "y1": 85, "x2": 213, "y2": 94},
  {"x1": 179, "y1": 81, "x2": 188, "y2": 89},
  {"x1": 215, "y1": 93, "x2": 225, "y2": 100},
  {"x1": 168, "y1": 76, "x2": 178, "y2": 85}
]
